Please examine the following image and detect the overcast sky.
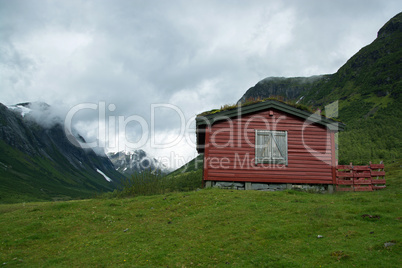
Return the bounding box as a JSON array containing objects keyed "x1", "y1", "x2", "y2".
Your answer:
[{"x1": 1, "y1": 0, "x2": 401, "y2": 168}]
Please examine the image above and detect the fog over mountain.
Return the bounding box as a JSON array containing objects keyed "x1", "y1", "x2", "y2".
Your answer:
[{"x1": 0, "y1": 101, "x2": 125, "y2": 202}]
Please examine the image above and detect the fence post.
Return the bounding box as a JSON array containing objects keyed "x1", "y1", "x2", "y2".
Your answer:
[
  {"x1": 370, "y1": 161, "x2": 386, "y2": 190},
  {"x1": 335, "y1": 163, "x2": 354, "y2": 192}
]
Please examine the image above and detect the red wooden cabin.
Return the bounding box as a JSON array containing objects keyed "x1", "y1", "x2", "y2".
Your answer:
[{"x1": 196, "y1": 100, "x2": 345, "y2": 190}]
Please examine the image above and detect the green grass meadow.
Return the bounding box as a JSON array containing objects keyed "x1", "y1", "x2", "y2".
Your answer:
[{"x1": 0, "y1": 164, "x2": 401, "y2": 267}]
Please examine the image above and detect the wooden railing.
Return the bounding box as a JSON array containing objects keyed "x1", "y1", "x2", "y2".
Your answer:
[{"x1": 336, "y1": 162, "x2": 385, "y2": 192}]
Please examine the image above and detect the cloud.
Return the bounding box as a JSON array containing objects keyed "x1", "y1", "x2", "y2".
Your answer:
[{"x1": 0, "y1": 0, "x2": 401, "y2": 167}]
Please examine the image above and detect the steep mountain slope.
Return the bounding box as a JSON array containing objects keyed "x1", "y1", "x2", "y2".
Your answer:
[
  {"x1": 107, "y1": 150, "x2": 170, "y2": 176},
  {"x1": 238, "y1": 75, "x2": 328, "y2": 104},
  {"x1": 239, "y1": 12, "x2": 401, "y2": 105},
  {"x1": 0, "y1": 102, "x2": 124, "y2": 203},
  {"x1": 167, "y1": 154, "x2": 204, "y2": 177},
  {"x1": 238, "y1": 12, "x2": 402, "y2": 164}
]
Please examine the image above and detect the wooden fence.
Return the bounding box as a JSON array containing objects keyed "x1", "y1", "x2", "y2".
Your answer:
[{"x1": 336, "y1": 162, "x2": 386, "y2": 192}]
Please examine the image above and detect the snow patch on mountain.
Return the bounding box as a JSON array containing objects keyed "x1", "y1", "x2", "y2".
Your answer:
[
  {"x1": 96, "y1": 169, "x2": 113, "y2": 182},
  {"x1": 296, "y1": 96, "x2": 304, "y2": 104},
  {"x1": 7, "y1": 104, "x2": 32, "y2": 117},
  {"x1": 7, "y1": 102, "x2": 65, "y2": 128}
]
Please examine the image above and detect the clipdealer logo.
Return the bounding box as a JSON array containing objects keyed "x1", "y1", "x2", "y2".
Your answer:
[{"x1": 63, "y1": 100, "x2": 340, "y2": 170}]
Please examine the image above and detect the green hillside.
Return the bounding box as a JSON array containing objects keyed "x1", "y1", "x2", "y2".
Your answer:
[
  {"x1": 239, "y1": 12, "x2": 402, "y2": 164},
  {"x1": 0, "y1": 162, "x2": 400, "y2": 267},
  {"x1": 0, "y1": 140, "x2": 119, "y2": 204},
  {"x1": 167, "y1": 154, "x2": 204, "y2": 177}
]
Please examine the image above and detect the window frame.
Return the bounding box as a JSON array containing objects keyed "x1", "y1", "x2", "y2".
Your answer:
[{"x1": 255, "y1": 130, "x2": 288, "y2": 166}]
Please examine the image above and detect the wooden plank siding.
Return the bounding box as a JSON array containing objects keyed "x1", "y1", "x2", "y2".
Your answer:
[{"x1": 203, "y1": 109, "x2": 336, "y2": 184}]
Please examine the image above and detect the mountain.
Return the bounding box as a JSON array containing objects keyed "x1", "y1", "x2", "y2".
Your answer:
[
  {"x1": 238, "y1": 12, "x2": 402, "y2": 164},
  {"x1": 238, "y1": 75, "x2": 327, "y2": 104},
  {"x1": 107, "y1": 150, "x2": 170, "y2": 176},
  {"x1": 0, "y1": 102, "x2": 124, "y2": 203},
  {"x1": 239, "y1": 12, "x2": 401, "y2": 105},
  {"x1": 167, "y1": 154, "x2": 204, "y2": 177}
]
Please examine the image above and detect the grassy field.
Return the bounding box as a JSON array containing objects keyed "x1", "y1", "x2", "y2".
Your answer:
[{"x1": 0, "y1": 164, "x2": 401, "y2": 267}]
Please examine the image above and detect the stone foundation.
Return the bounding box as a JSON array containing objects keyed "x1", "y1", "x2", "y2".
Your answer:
[{"x1": 208, "y1": 181, "x2": 332, "y2": 193}]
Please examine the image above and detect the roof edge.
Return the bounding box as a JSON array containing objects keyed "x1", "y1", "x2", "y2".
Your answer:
[{"x1": 195, "y1": 100, "x2": 345, "y2": 131}]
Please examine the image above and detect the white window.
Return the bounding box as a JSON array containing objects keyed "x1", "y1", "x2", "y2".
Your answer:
[{"x1": 255, "y1": 130, "x2": 288, "y2": 165}]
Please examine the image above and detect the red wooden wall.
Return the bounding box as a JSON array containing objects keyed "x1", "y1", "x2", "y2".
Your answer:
[{"x1": 203, "y1": 109, "x2": 336, "y2": 184}]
